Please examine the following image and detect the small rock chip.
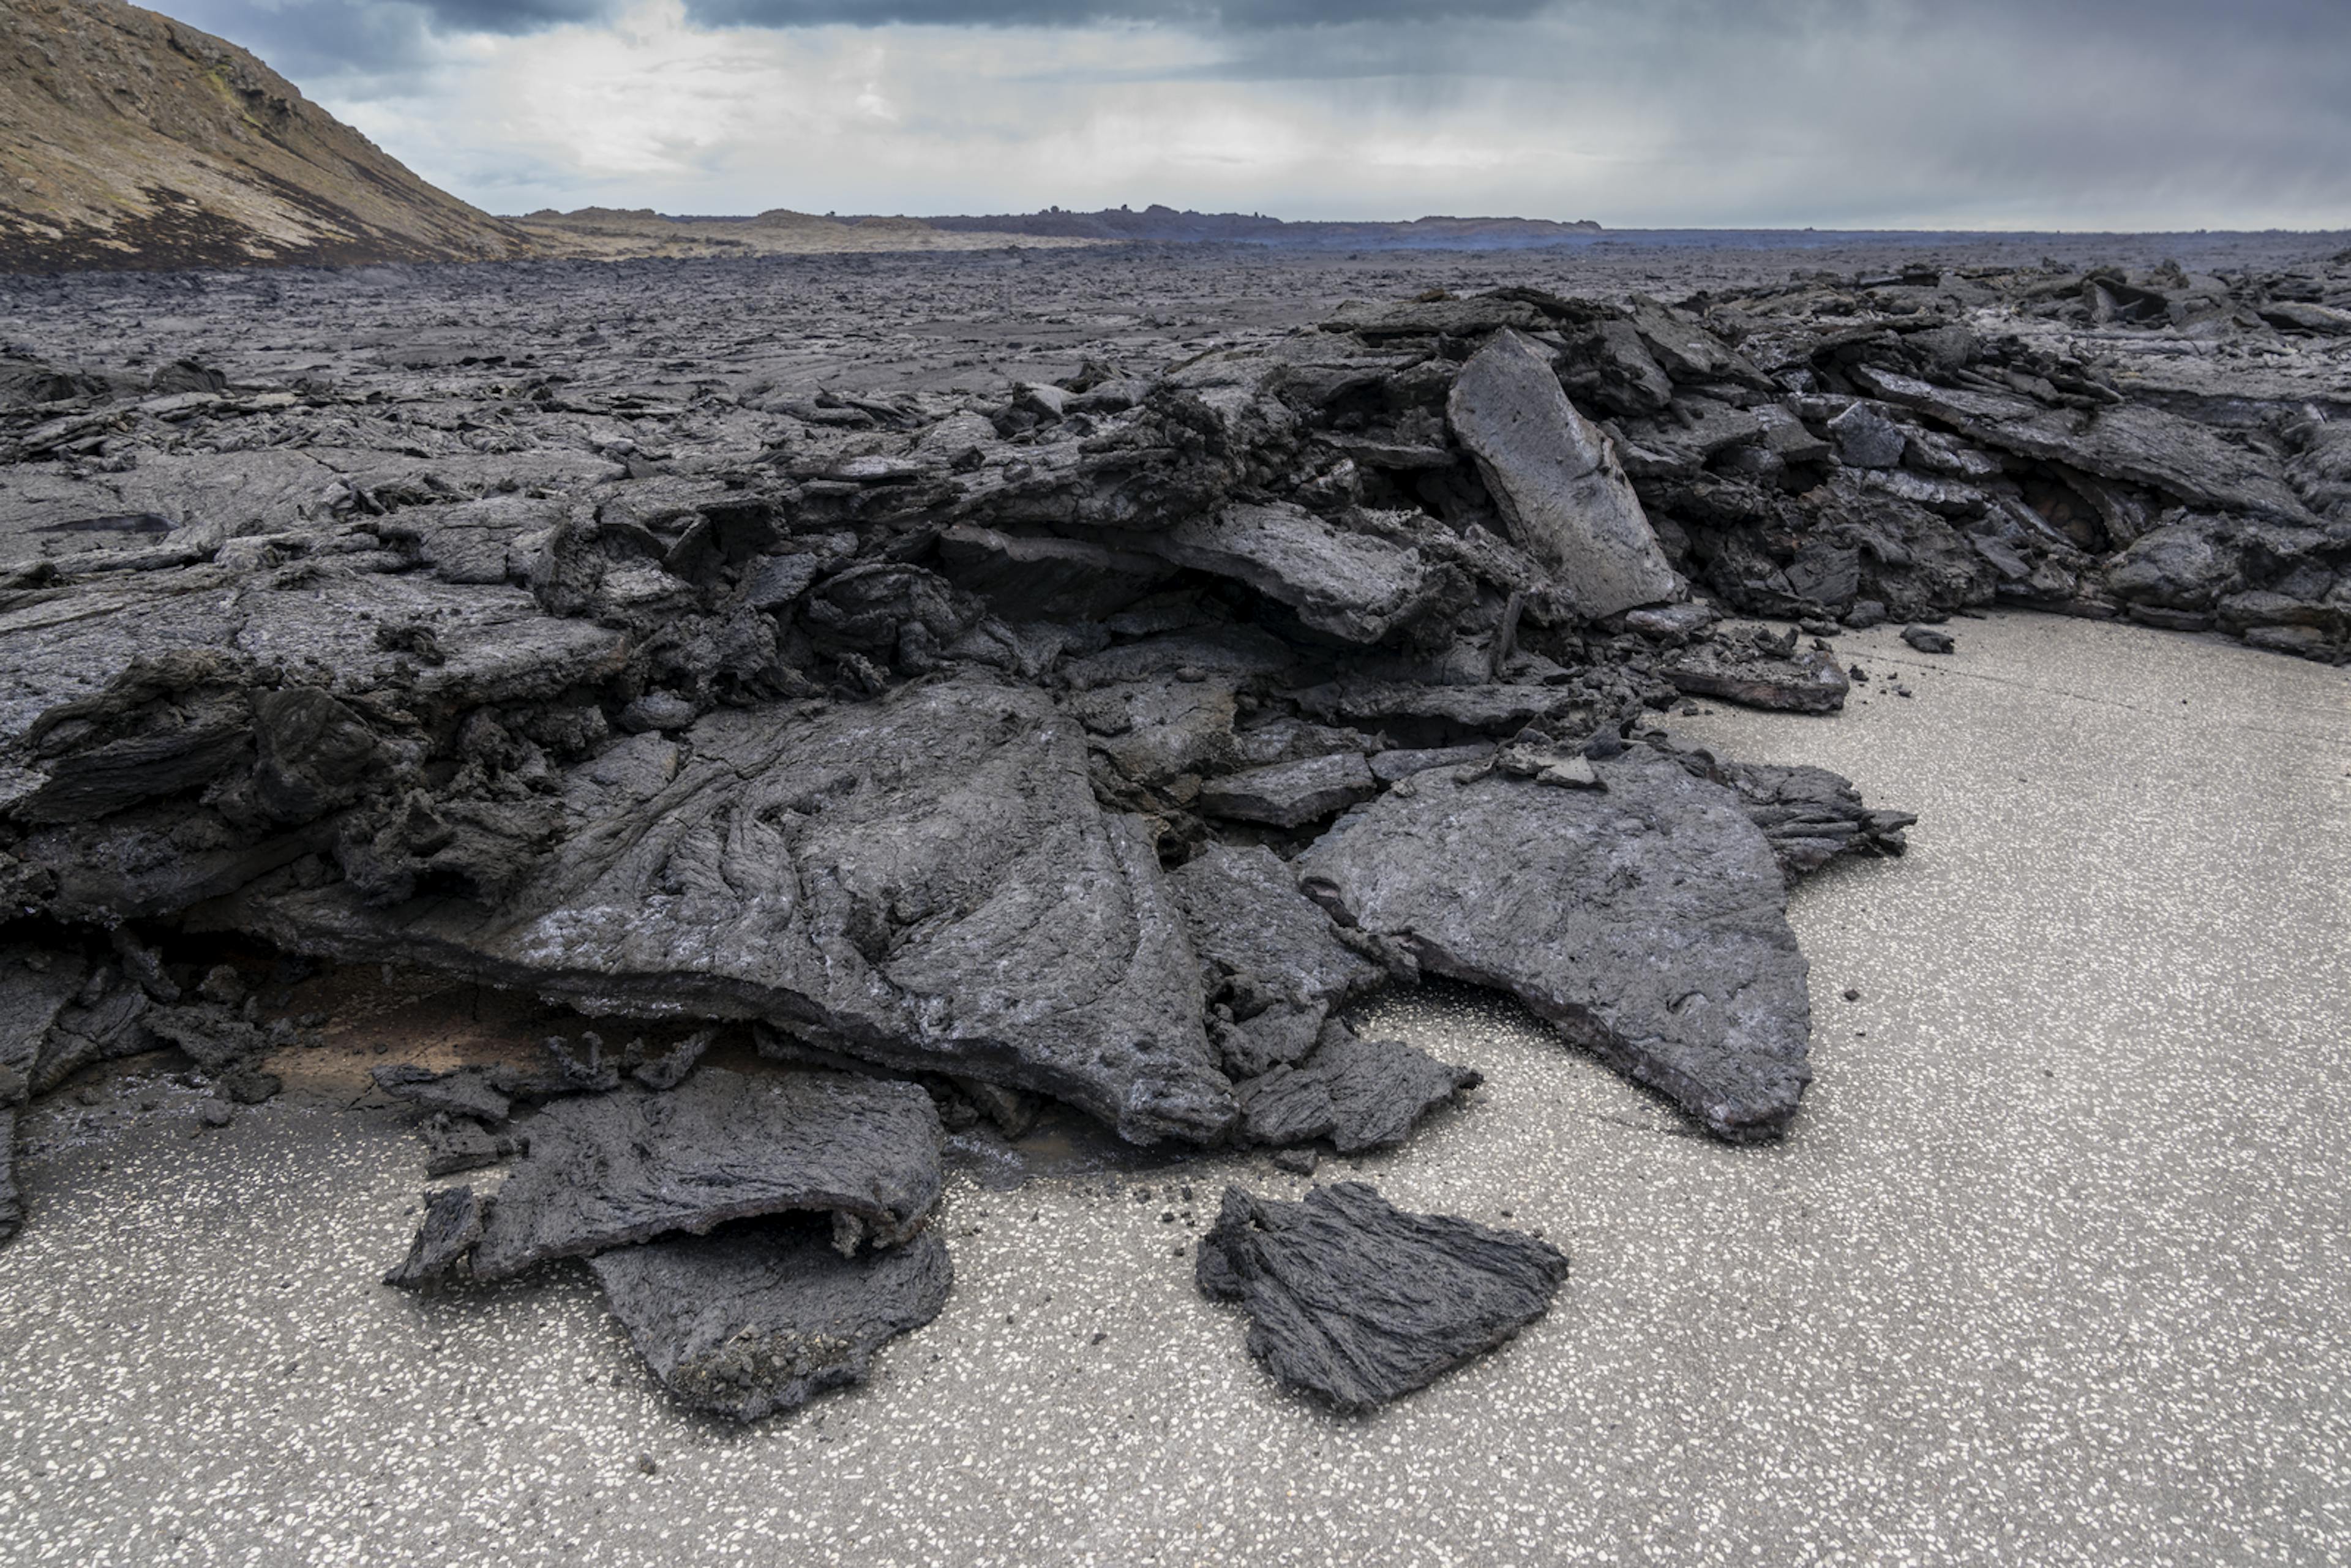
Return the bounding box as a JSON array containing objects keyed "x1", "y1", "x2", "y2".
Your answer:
[
  {"x1": 383, "y1": 1186, "x2": 485, "y2": 1288},
  {"x1": 1900, "y1": 624, "x2": 1956, "y2": 654}
]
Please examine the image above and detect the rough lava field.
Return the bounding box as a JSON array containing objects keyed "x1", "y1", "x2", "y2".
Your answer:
[{"x1": 1, "y1": 231, "x2": 2348, "y2": 1564}]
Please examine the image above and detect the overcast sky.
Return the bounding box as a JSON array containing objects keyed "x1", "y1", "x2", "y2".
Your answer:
[{"x1": 166, "y1": 0, "x2": 2351, "y2": 228}]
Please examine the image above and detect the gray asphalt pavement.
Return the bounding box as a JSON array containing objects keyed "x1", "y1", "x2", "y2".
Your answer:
[{"x1": 2, "y1": 610, "x2": 2345, "y2": 1567}]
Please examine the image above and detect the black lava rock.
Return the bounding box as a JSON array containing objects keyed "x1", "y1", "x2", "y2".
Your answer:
[
  {"x1": 1196, "y1": 1182, "x2": 1568, "y2": 1412},
  {"x1": 471, "y1": 1067, "x2": 943, "y2": 1280},
  {"x1": 383, "y1": 1185, "x2": 485, "y2": 1289},
  {"x1": 1300, "y1": 746, "x2": 1815, "y2": 1139},
  {"x1": 1901, "y1": 624, "x2": 1957, "y2": 654},
  {"x1": 590, "y1": 1219, "x2": 951, "y2": 1422}
]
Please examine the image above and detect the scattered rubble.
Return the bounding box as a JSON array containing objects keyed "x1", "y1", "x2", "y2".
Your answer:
[{"x1": 1197, "y1": 1182, "x2": 1569, "y2": 1412}]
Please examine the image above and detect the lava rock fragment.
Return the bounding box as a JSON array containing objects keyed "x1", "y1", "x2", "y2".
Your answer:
[
  {"x1": 1299, "y1": 746, "x2": 1816, "y2": 1139},
  {"x1": 1196, "y1": 1182, "x2": 1568, "y2": 1413},
  {"x1": 471, "y1": 1067, "x2": 943, "y2": 1280},
  {"x1": 629, "y1": 1029, "x2": 716, "y2": 1091},
  {"x1": 1232, "y1": 1022, "x2": 1479, "y2": 1153},
  {"x1": 1901, "y1": 624, "x2": 1957, "y2": 654},
  {"x1": 384, "y1": 1185, "x2": 486, "y2": 1288},
  {"x1": 372, "y1": 1063, "x2": 513, "y2": 1123},
  {"x1": 1446, "y1": 330, "x2": 1681, "y2": 618},
  {"x1": 1714, "y1": 757, "x2": 1917, "y2": 879},
  {"x1": 233, "y1": 675, "x2": 1235, "y2": 1146},
  {"x1": 590, "y1": 1221, "x2": 951, "y2": 1422},
  {"x1": 1660, "y1": 628, "x2": 1851, "y2": 714},
  {"x1": 1201, "y1": 751, "x2": 1378, "y2": 829},
  {"x1": 416, "y1": 1111, "x2": 523, "y2": 1176},
  {"x1": 0, "y1": 1109, "x2": 20, "y2": 1244}
]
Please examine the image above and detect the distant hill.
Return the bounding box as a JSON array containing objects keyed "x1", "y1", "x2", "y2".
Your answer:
[
  {"x1": 904, "y1": 204, "x2": 1607, "y2": 250},
  {"x1": 0, "y1": 0, "x2": 534, "y2": 271},
  {"x1": 509, "y1": 206, "x2": 1100, "y2": 258}
]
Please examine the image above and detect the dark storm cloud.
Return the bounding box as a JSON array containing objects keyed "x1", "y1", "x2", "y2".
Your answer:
[
  {"x1": 402, "y1": 0, "x2": 610, "y2": 31},
  {"x1": 680, "y1": 0, "x2": 1553, "y2": 28},
  {"x1": 172, "y1": 0, "x2": 610, "y2": 75}
]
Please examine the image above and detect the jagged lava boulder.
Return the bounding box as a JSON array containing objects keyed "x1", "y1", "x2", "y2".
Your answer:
[{"x1": 1447, "y1": 329, "x2": 1684, "y2": 618}]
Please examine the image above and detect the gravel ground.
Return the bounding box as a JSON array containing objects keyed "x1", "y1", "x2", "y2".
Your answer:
[{"x1": 2, "y1": 608, "x2": 2345, "y2": 1567}]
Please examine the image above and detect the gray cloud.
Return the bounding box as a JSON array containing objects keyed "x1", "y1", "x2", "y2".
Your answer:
[
  {"x1": 682, "y1": 1, "x2": 1553, "y2": 28},
  {"x1": 156, "y1": 0, "x2": 2351, "y2": 230}
]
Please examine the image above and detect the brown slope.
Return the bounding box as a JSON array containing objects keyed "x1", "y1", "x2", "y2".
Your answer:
[{"x1": 0, "y1": 0, "x2": 536, "y2": 271}]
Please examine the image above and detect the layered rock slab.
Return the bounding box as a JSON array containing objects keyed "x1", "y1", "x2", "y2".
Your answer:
[
  {"x1": 1231, "y1": 1024, "x2": 1480, "y2": 1152},
  {"x1": 1196, "y1": 1182, "x2": 1568, "y2": 1413},
  {"x1": 470, "y1": 1068, "x2": 941, "y2": 1280},
  {"x1": 1715, "y1": 757, "x2": 1918, "y2": 880},
  {"x1": 1108, "y1": 501, "x2": 1453, "y2": 645},
  {"x1": 1660, "y1": 632, "x2": 1851, "y2": 715},
  {"x1": 1446, "y1": 329, "x2": 1682, "y2": 618},
  {"x1": 1201, "y1": 752, "x2": 1377, "y2": 829},
  {"x1": 1165, "y1": 842, "x2": 1390, "y2": 1078},
  {"x1": 1297, "y1": 747, "x2": 1815, "y2": 1139},
  {"x1": 225, "y1": 673, "x2": 1234, "y2": 1144},
  {"x1": 590, "y1": 1223, "x2": 952, "y2": 1422},
  {"x1": 0, "y1": 1109, "x2": 18, "y2": 1243}
]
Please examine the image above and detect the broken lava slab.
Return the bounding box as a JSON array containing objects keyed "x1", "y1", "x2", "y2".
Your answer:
[
  {"x1": 1197, "y1": 1182, "x2": 1567, "y2": 1413},
  {"x1": 591, "y1": 1221, "x2": 951, "y2": 1422},
  {"x1": 470, "y1": 1067, "x2": 943, "y2": 1280},
  {"x1": 1297, "y1": 745, "x2": 1815, "y2": 1139},
  {"x1": 229, "y1": 673, "x2": 1236, "y2": 1146}
]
